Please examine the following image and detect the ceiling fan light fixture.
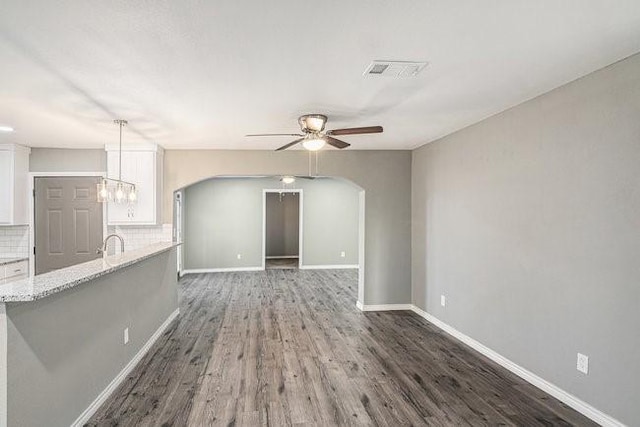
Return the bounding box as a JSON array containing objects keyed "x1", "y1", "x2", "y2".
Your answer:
[{"x1": 302, "y1": 136, "x2": 326, "y2": 151}]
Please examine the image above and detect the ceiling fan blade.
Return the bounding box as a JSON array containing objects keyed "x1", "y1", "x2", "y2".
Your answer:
[
  {"x1": 325, "y1": 136, "x2": 350, "y2": 149},
  {"x1": 326, "y1": 126, "x2": 383, "y2": 136},
  {"x1": 276, "y1": 138, "x2": 305, "y2": 151},
  {"x1": 246, "y1": 133, "x2": 304, "y2": 137}
]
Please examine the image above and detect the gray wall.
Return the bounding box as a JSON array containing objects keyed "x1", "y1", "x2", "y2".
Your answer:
[
  {"x1": 29, "y1": 148, "x2": 106, "y2": 172},
  {"x1": 412, "y1": 53, "x2": 640, "y2": 425},
  {"x1": 302, "y1": 178, "x2": 360, "y2": 266},
  {"x1": 184, "y1": 177, "x2": 359, "y2": 269},
  {"x1": 6, "y1": 249, "x2": 178, "y2": 427},
  {"x1": 167, "y1": 150, "x2": 412, "y2": 305},
  {"x1": 266, "y1": 192, "x2": 299, "y2": 257}
]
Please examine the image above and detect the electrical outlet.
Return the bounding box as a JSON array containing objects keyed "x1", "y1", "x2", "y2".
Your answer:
[
  {"x1": 340, "y1": 251, "x2": 346, "y2": 258},
  {"x1": 237, "y1": 253, "x2": 242, "y2": 260},
  {"x1": 577, "y1": 353, "x2": 589, "y2": 374},
  {"x1": 124, "y1": 327, "x2": 129, "y2": 345},
  {"x1": 441, "y1": 295, "x2": 446, "y2": 307}
]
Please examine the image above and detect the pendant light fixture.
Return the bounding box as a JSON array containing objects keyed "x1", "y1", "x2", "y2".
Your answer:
[{"x1": 97, "y1": 119, "x2": 138, "y2": 203}]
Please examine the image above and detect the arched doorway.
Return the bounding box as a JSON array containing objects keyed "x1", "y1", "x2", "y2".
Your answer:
[{"x1": 174, "y1": 175, "x2": 365, "y2": 307}]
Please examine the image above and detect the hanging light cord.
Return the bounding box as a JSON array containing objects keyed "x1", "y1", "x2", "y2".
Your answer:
[
  {"x1": 119, "y1": 121, "x2": 122, "y2": 181},
  {"x1": 114, "y1": 119, "x2": 128, "y2": 181}
]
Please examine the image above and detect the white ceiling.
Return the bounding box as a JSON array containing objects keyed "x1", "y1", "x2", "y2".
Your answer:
[{"x1": 1, "y1": 1, "x2": 640, "y2": 150}]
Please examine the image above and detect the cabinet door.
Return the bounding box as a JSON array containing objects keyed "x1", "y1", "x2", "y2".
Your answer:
[
  {"x1": 128, "y1": 151, "x2": 155, "y2": 223},
  {"x1": 0, "y1": 151, "x2": 13, "y2": 224}
]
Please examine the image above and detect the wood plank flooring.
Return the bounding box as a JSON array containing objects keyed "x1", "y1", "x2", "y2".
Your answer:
[
  {"x1": 88, "y1": 270, "x2": 596, "y2": 426},
  {"x1": 265, "y1": 258, "x2": 299, "y2": 269}
]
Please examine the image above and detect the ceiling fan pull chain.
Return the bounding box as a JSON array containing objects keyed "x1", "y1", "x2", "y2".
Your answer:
[{"x1": 315, "y1": 151, "x2": 319, "y2": 176}]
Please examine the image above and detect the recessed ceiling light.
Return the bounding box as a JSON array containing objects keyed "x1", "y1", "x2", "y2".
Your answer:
[{"x1": 0, "y1": 126, "x2": 15, "y2": 132}]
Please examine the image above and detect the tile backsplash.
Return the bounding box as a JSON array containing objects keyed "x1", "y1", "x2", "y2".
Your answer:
[
  {"x1": 0, "y1": 225, "x2": 30, "y2": 258},
  {"x1": 0, "y1": 224, "x2": 172, "y2": 259},
  {"x1": 106, "y1": 224, "x2": 173, "y2": 252}
]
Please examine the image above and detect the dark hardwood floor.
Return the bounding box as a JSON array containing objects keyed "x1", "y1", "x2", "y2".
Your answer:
[
  {"x1": 265, "y1": 257, "x2": 299, "y2": 270},
  {"x1": 88, "y1": 270, "x2": 596, "y2": 426}
]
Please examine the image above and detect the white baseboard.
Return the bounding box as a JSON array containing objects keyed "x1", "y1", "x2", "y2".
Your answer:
[
  {"x1": 356, "y1": 303, "x2": 413, "y2": 312},
  {"x1": 299, "y1": 264, "x2": 359, "y2": 270},
  {"x1": 182, "y1": 267, "x2": 263, "y2": 274},
  {"x1": 70, "y1": 308, "x2": 180, "y2": 427},
  {"x1": 408, "y1": 305, "x2": 624, "y2": 427},
  {"x1": 183, "y1": 265, "x2": 357, "y2": 273}
]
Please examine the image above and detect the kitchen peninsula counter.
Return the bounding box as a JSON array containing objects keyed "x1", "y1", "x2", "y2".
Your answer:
[
  {"x1": 0, "y1": 242, "x2": 180, "y2": 427},
  {"x1": 0, "y1": 242, "x2": 180, "y2": 302}
]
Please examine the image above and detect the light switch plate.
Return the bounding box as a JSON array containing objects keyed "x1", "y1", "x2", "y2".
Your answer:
[
  {"x1": 124, "y1": 327, "x2": 129, "y2": 345},
  {"x1": 440, "y1": 295, "x2": 446, "y2": 307}
]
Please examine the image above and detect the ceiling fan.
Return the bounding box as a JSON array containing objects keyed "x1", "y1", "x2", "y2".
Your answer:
[{"x1": 246, "y1": 114, "x2": 383, "y2": 151}]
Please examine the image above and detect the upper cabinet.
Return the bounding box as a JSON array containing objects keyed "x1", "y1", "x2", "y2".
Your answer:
[
  {"x1": 0, "y1": 144, "x2": 30, "y2": 225},
  {"x1": 106, "y1": 143, "x2": 163, "y2": 225}
]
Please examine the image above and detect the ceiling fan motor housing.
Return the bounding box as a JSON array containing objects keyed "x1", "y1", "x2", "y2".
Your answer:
[{"x1": 298, "y1": 114, "x2": 328, "y2": 133}]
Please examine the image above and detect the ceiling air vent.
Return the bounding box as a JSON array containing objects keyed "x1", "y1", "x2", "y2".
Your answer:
[{"x1": 363, "y1": 60, "x2": 428, "y2": 78}]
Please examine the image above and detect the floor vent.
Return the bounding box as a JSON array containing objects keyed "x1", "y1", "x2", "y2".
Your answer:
[{"x1": 363, "y1": 60, "x2": 429, "y2": 78}]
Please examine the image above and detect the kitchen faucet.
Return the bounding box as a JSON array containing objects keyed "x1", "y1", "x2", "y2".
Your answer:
[{"x1": 97, "y1": 234, "x2": 125, "y2": 255}]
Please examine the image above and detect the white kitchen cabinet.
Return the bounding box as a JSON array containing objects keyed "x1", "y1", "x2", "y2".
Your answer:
[
  {"x1": 105, "y1": 143, "x2": 163, "y2": 225},
  {"x1": 0, "y1": 144, "x2": 30, "y2": 225}
]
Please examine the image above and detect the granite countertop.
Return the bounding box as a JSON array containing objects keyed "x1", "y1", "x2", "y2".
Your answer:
[
  {"x1": 0, "y1": 242, "x2": 180, "y2": 303},
  {"x1": 0, "y1": 257, "x2": 28, "y2": 266}
]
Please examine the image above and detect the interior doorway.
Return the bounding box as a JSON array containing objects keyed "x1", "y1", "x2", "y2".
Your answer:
[
  {"x1": 263, "y1": 189, "x2": 302, "y2": 269},
  {"x1": 34, "y1": 176, "x2": 103, "y2": 275}
]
